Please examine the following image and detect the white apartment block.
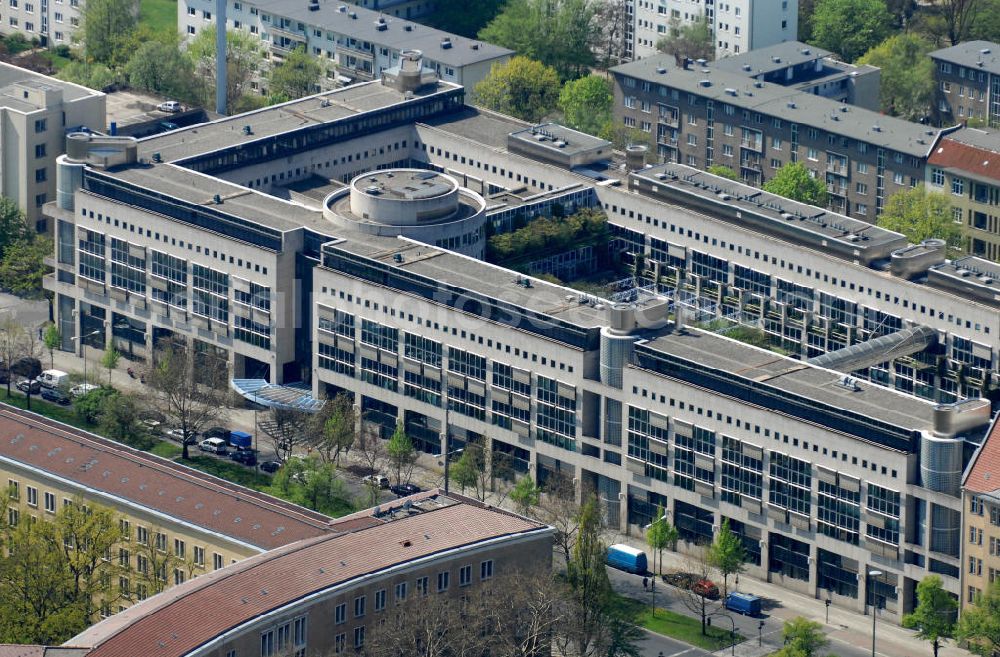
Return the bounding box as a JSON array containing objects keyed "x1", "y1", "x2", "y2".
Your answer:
[
  {"x1": 0, "y1": 0, "x2": 83, "y2": 45},
  {"x1": 178, "y1": 0, "x2": 510, "y2": 95},
  {"x1": 633, "y1": 0, "x2": 797, "y2": 60},
  {"x1": 43, "y1": 61, "x2": 999, "y2": 624},
  {"x1": 0, "y1": 62, "x2": 104, "y2": 230}
]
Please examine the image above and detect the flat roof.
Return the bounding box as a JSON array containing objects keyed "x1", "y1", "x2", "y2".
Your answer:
[
  {"x1": 508, "y1": 123, "x2": 612, "y2": 157},
  {"x1": 0, "y1": 62, "x2": 101, "y2": 112},
  {"x1": 610, "y1": 58, "x2": 945, "y2": 156},
  {"x1": 0, "y1": 405, "x2": 333, "y2": 550},
  {"x1": 929, "y1": 40, "x2": 1000, "y2": 73},
  {"x1": 354, "y1": 169, "x2": 455, "y2": 199},
  {"x1": 248, "y1": 0, "x2": 511, "y2": 67},
  {"x1": 70, "y1": 491, "x2": 548, "y2": 657},
  {"x1": 712, "y1": 41, "x2": 833, "y2": 76}
]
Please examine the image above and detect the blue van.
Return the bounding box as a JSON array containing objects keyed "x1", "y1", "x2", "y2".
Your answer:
[
  {"x1": 724, "y1": 591, "x2": 762, "y2": 616},
  {"x1": 606, "y1": 544, "x2": 648, "y2": 575}
]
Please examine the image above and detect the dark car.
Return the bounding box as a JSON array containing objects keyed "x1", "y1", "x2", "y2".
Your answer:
[
  {"x1": 662, "y1": 572, "x2": 720, "y2": 599},
  {"x1": 390, "y1": 483, "x2": 422, "y2": 497},
  {"x1": 40, "y1": 387, "x2": 71, "y2": 405},
  {"x1": 203, "y1": 426, "x2": 230, "y2": 440},
  {"x1": 260, "y1": 460, "x2": 282, "y2": 474},
  {"x1": 16, "y1": 379, "x2": 40, "y2": 394},
  {"x1": 230, "y1": 448, "x2": 258, "y2": 467}
]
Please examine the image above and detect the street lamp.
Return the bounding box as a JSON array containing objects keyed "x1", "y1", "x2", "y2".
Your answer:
[
  {"x1": 868, "y1": 569, "x2": 884, "y2": 657},
  {"x1": 825, "y1": 586, "x2": 833, "y2": 623},
  {"x1": 707, "y1": 611, "x2": 738, "y2": 656},
  {"x1": 437, "y1": 430, "x2": 464, "y2": 494},
  {"x1": 758, "y1": 620, "x2": 765, "y2": 647},
  {"x1": 70, "y1": 329, "x2": 102, "y2": 383}
]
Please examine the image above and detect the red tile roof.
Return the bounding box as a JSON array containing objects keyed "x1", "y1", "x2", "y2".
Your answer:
[
  {"x1": 0, "y1": 405, "x2": 332, "y2": 550},
  {"x1": 928, "y1": 137, "x2": 1000, "y2": 182},
  {"x1": 72, "y1": 496, "x2": 549, "y2": 657},
  {"x1": 966, "y1": 413, "x2": 1000, "y2": 495}
]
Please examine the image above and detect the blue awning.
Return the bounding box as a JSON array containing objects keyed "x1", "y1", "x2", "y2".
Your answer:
[{"x1": 229, "y1": 379, "x2": 327, "y2": 413}]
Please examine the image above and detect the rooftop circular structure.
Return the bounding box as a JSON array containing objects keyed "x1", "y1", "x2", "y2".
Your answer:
[{"x1": 324, "y1": 169, "x2": 487, "y2": 257}]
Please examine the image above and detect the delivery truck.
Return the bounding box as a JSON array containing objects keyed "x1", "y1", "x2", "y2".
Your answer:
[{"x1": 606, "y1": 544, "x2": 648, "y2": 575}]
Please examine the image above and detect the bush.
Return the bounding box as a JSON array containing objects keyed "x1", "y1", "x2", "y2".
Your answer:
[
  {"x1": 53, "y1": 44, "x2": 71, "y2": 58},
  {"x1": 487, "y1": 208, "x2": 609, "y2": 263},
  {"x1": 73, "y1": 386, "x2": 117, "y2": 424}
]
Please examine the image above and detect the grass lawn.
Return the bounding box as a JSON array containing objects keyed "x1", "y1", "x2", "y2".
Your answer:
[
  {"x1": 614, "y1": 595, "x2": 744, "y2": 652},
  {"x1": 1, "y1": 392, "x2": 96, "y2": 431},
  {"x1": 38, "y1": 50, "x2": 72, "y2": 71},
  {"x1": 148, "y1": 440, "x2": 182, "y2": 458},
  {"x1": 139, "y1": 0, "x2": 178, "y2": 36}
]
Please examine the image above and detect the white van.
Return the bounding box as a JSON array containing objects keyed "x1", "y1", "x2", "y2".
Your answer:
[
  {"x1": 199, "y1": 437, "x2": 228, "y2": 454},
  {"x1": 38, "y1": 370, "x2": 70, "y2": 389}
]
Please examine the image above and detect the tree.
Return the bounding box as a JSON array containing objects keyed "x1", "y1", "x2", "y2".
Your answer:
[
  {"x1": 43, "y1": 323, "x2": 60, "y2": 370},
  {"x1": 858, "y1": 35, "x2": 934, "y2": 121},
  {"x1": 970, "y1": 0, "x2": 1000, "y2": 42},
  {"x1": 261, "y1": 408, "x2": 308, "y2": 464},
  {"x1": 764, "y1": 162, "x2": 828, "y2": 206},
  {"x1": 100, "y1": 340, "x2": 120, "y2": 385},
  {"x1": 79, "y1": 0, "x2": 138, "y2": 66},
  {"x1": 655, "y1": 17, "x2": 714, "y2": 64},
  {"x1": 593, "y1": 0, "x2": 631, "y2": 68},
  {"x1": 0, "y1": 317, "x2": 28, "y2": 398},
  {"x1": 125, "y1": 41, "x2": 198, "y2": 104},
  {"x1": 473, "y1": 56, "x2": 561, "y2": 123},
  {"x1": 147, "y1": 339, "x2": 229, "y2": 459},
  {"x1": 267, "y1": 45, "x2": 321, "y2": 103},
  {"x1": 449, "y1": 443, "x2": 480, "y2": 494},
  {"x1": 0, "y1": 197, "x2": 30, "y2": 251},
  {"x1": 316, "y1": 393, "x2": 356, "y2": 464},
  {"x1": 599, "y1": 122, "x2": 653, "y2": 150},
  {"x1": 779, "y1": 617, "x2": 828, "y2": 657},
  {"x1": 386, "y1": 421, "x2": 416, "y2": 487},
  {"x1": 0, "y1": 237, "x2": 52, "y2": 299},
  {"x1": 11, "y1": 355, "x2": 41, "y2": 410},
  {"x1": 957, "y1": 579, "x2": 1000, "y2": 657},
  {"x1": 537, "y1": 472, "x2": 580, "y2": 565},
  {"x1": 58, "y1": 61, "x2": 118, "y2": 91},
  {"x1": 424, "y1": 0, "x2": 504, "y2": 38},
  {"x1": 708, "y1": 518, "x2": 746, "y2": 597},
  {"x1": 902, "y1": 575, "x2": 956, "y2": 657},
  {"x1": 877, "y1": 184, "x2": 963, "y2": 251},
  {"x1": 559, "y1": 75, "x2": 613, "y2": 136},
  {"x1": 354, "y1": 423, "x2": 386, "y2": 507},
  {"x1": 271, "y1": 456, "x2": 353, "y2": 515},
  {"x1": 73, "y1": 386, "x2": 116, "y2": 424},
  {"x1": 99, "y1": 393, "x2": 154, "y2": 450},
  {"x1": 708, "y1": 164, "x2": 739, "y2": 180},
  {"x1": 56, "y1": 499, "x2": 126, "y2": 622},
  {"x1": 645, "y1": 505, "x2": 678, "y2": 580},
  {"x1": 675, "y1": 544, "x2": 719, "y2": 635},
  {"x1": 510, "y1": 475, "x2": 542, "y2": 516},
  {"x1": 187, "y1": 27, "x2": 264, "y2": 114},
  {"x1": 931, "y1": 0, "x2": 982, "y2": 45},
  {"x1": 809, "y1": 0, "x2": 894, "y2": 62}
]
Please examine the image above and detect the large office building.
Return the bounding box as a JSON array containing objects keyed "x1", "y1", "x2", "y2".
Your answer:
[
  {"x1": 178, "y1": 0, "x2": 510, "y2": 96},
  {"x1": 43, "y1": 56, "x2": 1000, "y2": 620},
  {"x1": 927, "y1": 127, "x2": 1000, "y2": 262},
  {"x1": 611, "y1": 54, "x2": 950, "y2": 220},
  {"x1": 632, "y1": 0, "x2": 797, "y2": 60},
  {"x1": 930, "y1": 40, "x2": 1000, "y2": 127},
  {"x1": 0, "y1": 62, "x2": 104, "y2": 229},
  {"x1": 961, "y1": 414, "x2": 1000, "y2": 609}
]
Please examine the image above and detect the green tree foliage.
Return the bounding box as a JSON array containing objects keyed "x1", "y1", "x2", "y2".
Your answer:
[
  {"x1": 970, "y1": 0, "x2": 1000, "y2": 42},
  {"x1": 509, "y1": 475, "x2": 542, "y2": 515},
  {"x1": 645, "y1": 505, "x2": 678, "y2": 578},
  {"x1": 424, "y1": 0, "x2": 504, "y2": 38},
  {"x1": 487, "y1": 208, "x2": 609, "y2": 264},
  {"x1": 0, "y1": 198, "x2": 31, "y2": 251},
  {"x1": 73, "y1": 386, "x2": 117, "y2": 424},
  {"x1": 809, "y1": 0, "x2": 894, "y2": 62},
  {"x1": 315, "y1": 393, "x2": 356, "y2": 464},
  {"x1": 957, "y1": 579, "x2": 1000, "y2": 657},
  {"x1": 125, "y1": 41, "x2": 198, "y2": 103},
  {"x1": 0, "y1": 237, "x2": 51, "y2": 298},
  {"x1": 599, "y1": 122, "x2": 653, "y2": 150},
  {"x1": 386, "y1": 421, "x2": 416, "y2": 487},
  {"x1": 775, "y1": 617, "x2": 828, "y2": 657},
  {"x1": 707, "y1": 165, "x2": 739, "y2": 180},
  {"x1": 271, "y1": 456, "x2": 353, "y2": 516},
  {"x1": 99, "y1": 393, "x2": 154, "y2": 450},
  {"x1": 655, "y1": 17, "x2": 714, "y2": 64},
  {"x1": 58, "y1": 61, "x2": 118, "y2": 91},
  {"x1": 858, "y1": 35, "x2": 934, "y2": 121},
  {"x1": 267, "y1": 46, "x2": 322, "y2": 103},
  {"x1": 558, "y1": 75, "x2": 612, "y2": 136},
  {"x1": 187, "y1": 27, "x2": 264, "y2": 114},
  {"x1": 79, "y1": 0, "x2": 138, "y2": 65},
  {"x1": 449, "y1": 444, "x2": 482, "y2": 494},
  {"x1": 763, "y1": 162, "x2": 828, "y2": 206},
  {"x1": 479, "y1": 0, "x2": 599, "y2": 80},
  {"x1": 43, "y1": 323, "x2": 60, "y2": 369},
  {"x1": 708, "y1": 518, "x2": 746, "y2": 597},
  {"x1": 876, "y1": 184, "x2": 962, "y2": 250},
  {"x1": 473, "y1": 56, "x2": 561, "y2": 123},
  {"x1": 902, "y1": 575, "x2": 956, "y2": 657},
  {"x1": 100, "y1": 340, "x2": 120, "y2": 385}
]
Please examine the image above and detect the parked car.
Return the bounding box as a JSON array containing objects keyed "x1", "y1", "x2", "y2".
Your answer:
[
  {"x1": 157, "y1": 101, "x2": 182, "y2": 113},
  {"x1": 260, "y1": 460, "x2": 282, "y2": 474},
  {"x1": 230, "y1": 448, "x2": 258, "y2": 467},
  {"x1": 16, "y1": 379, "x2": 40, "y2": 394},
  {"x1": 166, "y1": 428, "x2": 198, "y2": 443},
  {"x1": 198, "y1": 437, "x2": 228, "y2": 454},
  {"x1": 692, "y1": 579, "x2": 720, "y2": 600},
  {"x1": 40, "y1": 387, "x2": 71, "y2": 405},
  {"x1": 362, "y1": 474, "x2": 390, "y2": 489},
  {"x1": 389, "y1": 483, "x2": 422, "y2": 497},
  {"x1": 38, "y1": 369, "x2": 70, "y2": 389},
  {"x1": 70, "y1": 383, "x2": 100, "y2": 398}
]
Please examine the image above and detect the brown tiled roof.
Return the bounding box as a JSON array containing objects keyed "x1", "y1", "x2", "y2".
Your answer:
[
  {"x1": 73, "y1": 499, "x2": 549, "y2": 657},
  {"x1": 928, "y1": 137, "x2": 1000, "y2": 182},
  {"x1": 0, "y1": 405, "x2": 332, "y2": 550},
  {"x1": 966, "y1": 413, "x2": 1000, "y2": 495}
]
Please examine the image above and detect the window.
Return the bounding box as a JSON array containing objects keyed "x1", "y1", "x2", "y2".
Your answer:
[
  {"x1": 395, "y1": 581, "x2": 407, "y2": 601},
  {"x1": 34, "y1": 143, "x2": 46, "y2": 158},
  {"x1": 354, "y1": 595, "x2": 365, "y2": 618},
  {"x1": 174, "y1": 568, "x2": 185, "y2": 585},
  {"x1": 416, "y1": 576, "x2": 429, "y2": 596},
  {"x1": 35, "y1": 168, "x2": 46, "y2": 183},
  {"x1": 952, "y1": 177, "x2": 965, "y2": 195},
  {"x1": 460, "y1": 565, "x2": 472, "y2": 586},
  {"x1": 931, "y1": 168, "x2": 945, "y2": 186},
  {"x1": 293, "y1": 617, "x2": 307, "y2": 656},
  {"x1": 353, "y1": 626, "x2": 365, "y2": 649},
  {"x1": 374, "y1": 588, "x2": 386, "y2": 611},
  {"x1": 261, "y1": 629, "x2": 275, "y2": 657},
  {"x1": 26, "y1": 485, "x2": 37, "y2": 506},
  {"x1": 34, "y1": 119, "x2": 46, "y2": 133},
  {"x1": 481, "y1": 559, "x2": 494, "y2": 580},
  {"x1": 44, "y1": 491, "x2": 55, "y2": 513},
  {"x1": 8, "y1": 480, "x2": 18, "y2": 500},
  {"x1": 213, "y1": 552, "x2": 224, "y2": 570},
  {"x1": 174, "y1": 538, "x2": 186, "y2": 558},
  {"x1": 437, "y1": 571, "x2": 450, "y2": 592},
  {"x1": 335, "y1": 602, "x2": 346, "y2": 624},
  {"x1": 156, "y1": 532, "x2": 168, "y2": 552},
  {"x1": 193, "y1": 546, "x2": 205, "y2": 567}
]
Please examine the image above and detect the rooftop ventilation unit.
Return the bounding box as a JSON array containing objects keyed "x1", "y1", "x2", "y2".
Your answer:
[
  {"x1": 742, "y1": 63, "x2": 752, "y2": 71},
  {"x1": 771, "y1": 55, "x2": 781, "y2": 63},
  {"x1": 348, "y1": 11, "x2": 357, "y2": 18},
  {"x1": 375, "y1": 17, "x2": 387, "y2": 29},
  {"x1": 656, "y1": 66, "x2": 666, "y2": 74},
  {"x1": 982, "y1": 48, "x2": 991, "y2": 54},
  {"x1": 152, "y1": 152, "x2": 162, "y2": 163},
  {"x1": 725, "y1": 87, "x2": 737, "y2": 95},
  {"x1": 787, "y1": 101, "x2": 796, "y2": 109},
  {"x1": 801, "y1": 48, "x2": 811, "y2": 55},
  {"x1": 308, "y1": 0, "x2": 318, "y2": 9},
  {"x1": 242, "y1": 125, "x2": 252, "y2": 135},
  {"x1": 441, "y1": 37, "x2": 452, "y2": 49},
  {"x1": 699, "y1": 79, "x2": 712, "y2": 87},
  {"x1": 872, "y1": 124, "x2": 881, "y2": 132},
  {"x1": 404, "y1": 24, "x2": 412, "y2": 31},
  {"x1": 696, "y1": 58, "x2": 707, "y2": 66},
  {"x1": 337, "y1": 4, "x2": 346, "y2": 10},
  {"x1": 392, "y1": 253, "x2": 403, "y2": 262},
  {"x1": 471, "y1": 43, "x2": 479, "y2": 50},
  {"x1": 753, "y1": 81, "x2": 763, "y2": 88}
]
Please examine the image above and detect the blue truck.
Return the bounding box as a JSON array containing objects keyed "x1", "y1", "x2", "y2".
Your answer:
[
  {"x1": 606, "y1": 544, "x2": 648, "y2": 575},
  {"x1": 724, "y1": 591, "x2": 762, "y2": 616}
]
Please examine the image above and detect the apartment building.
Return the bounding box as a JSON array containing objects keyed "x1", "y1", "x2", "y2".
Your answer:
[
  {"x1": 0, "y1": 0, "x2": 85, "y2": 45},
  {"x1": 0, "y1": 404, "x2": 334, "y2": 616},
  {"x1": 63, "y1": 491, "x2": 550, "y2": 657},
  {"x1": 962, "y1": 415, "x2": 1000, "y2": 608},
  {"x1": 178, "y1": 0, "x2": 510, "y2": 95},
  {"x1": 927, "y1": 127, "x2": 1000, "y2": 262},
  {"x1": 611, "y1": 55, "x2": 947, "y2": 220},
  {"x1": 0, "y1": 62, "x2": 104, "y2": 230},
  {"x1": 930, "y1": 40, "x2": 999, "y2": 127},
  {"x1": 632, "y1": 0, "x2": 797, "y2": 60}
]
